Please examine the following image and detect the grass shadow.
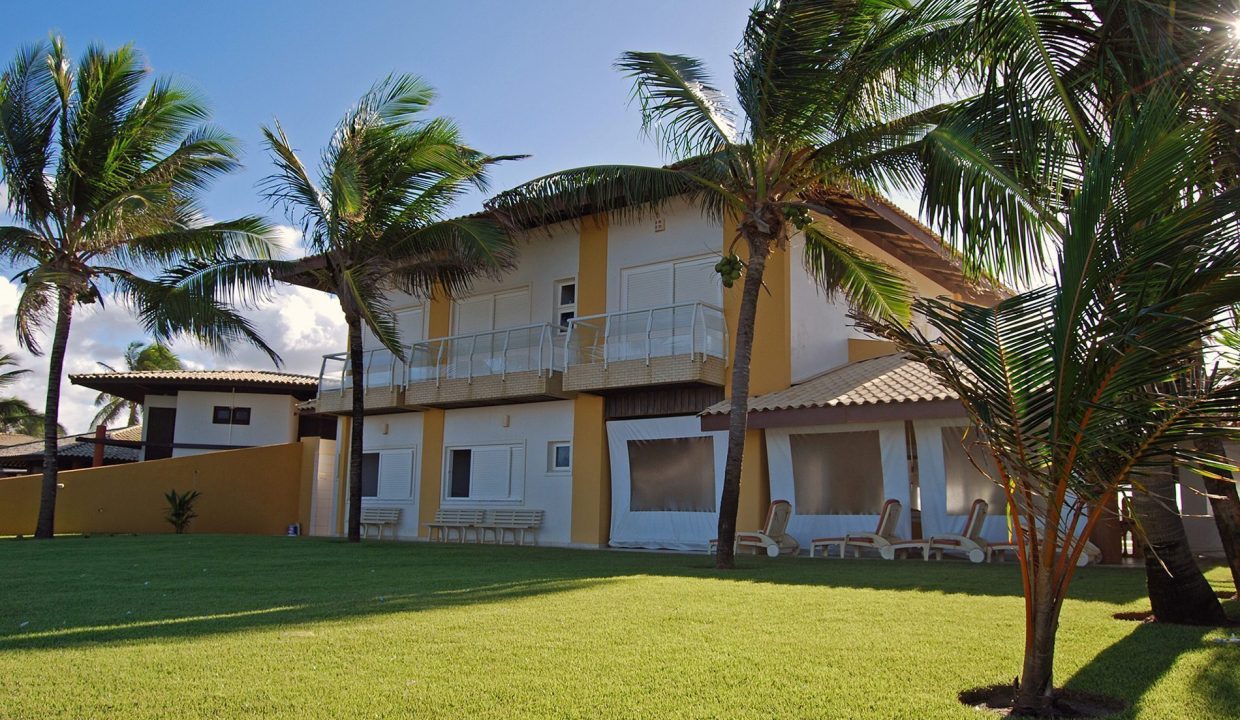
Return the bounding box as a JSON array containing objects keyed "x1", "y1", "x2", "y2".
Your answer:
[{"x1": 0, "y1": 534, "x2": 1153, "y2": 652}]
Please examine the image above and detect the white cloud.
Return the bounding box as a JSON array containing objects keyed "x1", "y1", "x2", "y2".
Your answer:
[{"x1": 0, "y1": 258, "x2": 347, "y2": 434}]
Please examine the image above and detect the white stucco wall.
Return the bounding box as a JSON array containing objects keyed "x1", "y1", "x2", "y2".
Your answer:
[
  {"x1": 440, "y1": 400, "x2": 575, "y2": 545},
  {"x1": 457, "y1": 223, "x2": 580, "y2": 329},
  {"x1": 606, "y1": 199, "x2": 722, "y2": 313},
  {"x1": 170, "y1": 391, "x2": 298, "y2": 457},
  {"x1": 360, "y1": 411, "x2": 425, "y2": 538},
  {"x1": 789, "y1": 220, "x2": 955, "y2": 383}
]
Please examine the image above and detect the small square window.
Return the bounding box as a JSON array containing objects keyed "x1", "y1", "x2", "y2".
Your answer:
[
  {"x1": 559, "y1": 283, "x2": 576, "y2": 306},
  {"x1": 231, "y1": 407, "x2": 252, "y2": 425},
  {"x1": 558, "y1": 310, "x2": 575, "y2": 326},
  {"x1": 212, "y1": 406, "x2": 232, "y2": 424},
  {"x1": 549, "y1": 442, "x2": 571, "y2": 472}
]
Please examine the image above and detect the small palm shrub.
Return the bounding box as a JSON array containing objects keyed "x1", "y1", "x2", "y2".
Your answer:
[{"x1": 165, "y1": 489, "x2": 202, "y2": 534}]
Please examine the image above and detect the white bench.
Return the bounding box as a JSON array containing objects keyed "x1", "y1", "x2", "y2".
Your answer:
[
  {"x1": 480, "y1": 509, "x2": 544, "y2": 545},
  {"x1": 426, "y1": 508, "x2": 486, "y2": 542},
  {"x1": 360, "y1": 507, "x2": 401, "y2": 540}
]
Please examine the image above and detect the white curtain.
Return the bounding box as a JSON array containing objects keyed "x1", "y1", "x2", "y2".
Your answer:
[
  {"x1": 766, "y1": 422, "x2": 911, "y2": 549},
  {"x1": 607, "y1": 416, "x2": 726, "y2": 550}
]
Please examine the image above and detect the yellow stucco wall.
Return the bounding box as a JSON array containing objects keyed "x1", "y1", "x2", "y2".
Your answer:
[
  {"x1": 847, "y1": 338, "x2": 899, "y2": 363},
  {"x1": 418, "y1": 408, "x2": 446, "y2": 536},
  {"x1": 415, "y1": 291, "x2": 454, "y2": 536},
  {"x1": 570, "y1": 214, "x2": 612, "y2": 545},
  {"x1": 0, "y1": 442, "x2": 308, "y2": 536},
  {"x1": 722, "y1": 213, "x2": 788, "y2": 530}
]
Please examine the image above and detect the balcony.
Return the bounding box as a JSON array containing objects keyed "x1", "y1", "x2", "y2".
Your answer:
[
  {"x1": 316, "y1": 348, "x2": 405, "y2": 414},
  {"x1": 402, "y1": 322, "x2": 572, "y2": 408},
  {"x1": 563, "y1": 302, "x2": 728, "y2": 392}
]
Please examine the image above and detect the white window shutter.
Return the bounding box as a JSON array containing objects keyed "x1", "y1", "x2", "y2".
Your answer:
[
  {"x1": 397, "y1": 307, "x2": 425, "y2": 344},
  {"x1": 454, "y1": 297, "x2": 494, "y2": 334},
  {"x1": 493, "y1": 288, "x2": 530, "y2": 329},
  {"x1": 470, "y1": 446, "x2": 513, "y2": 500},
  {"x1": 377, "y1": 449, "x2": 415, "y2": 499},
  {"x1": 673, "y1": 257, "x2": 721, "y2": 306},
  {"x1": 623, "y1": 265, "x2": 674, "y2": 310}
]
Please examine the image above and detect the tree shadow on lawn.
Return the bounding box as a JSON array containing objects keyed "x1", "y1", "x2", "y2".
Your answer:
[
  {"x1": 1064, "y1": 599, "x2": 1239, "y2": 715},
  {"x1": 0, "y1": 535, "x2": 1149, "y2": 652}
]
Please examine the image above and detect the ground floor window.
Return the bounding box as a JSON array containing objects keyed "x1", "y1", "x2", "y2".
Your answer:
[
  {"x1": 789, "y1": 430, "x2": 884, "y2": 515},
  {"x1": 627, "y1": 437, "x2": 715, "y2": 512},
  {"x1": 446, "y1": 444, "x2": 525, "y2": 501},
  {"x1": 361, "y1": 449, "x2": 416, "y2": 500},
  {"x1": 941, "y1": 426, "x2": 1005, "y2": 514}
]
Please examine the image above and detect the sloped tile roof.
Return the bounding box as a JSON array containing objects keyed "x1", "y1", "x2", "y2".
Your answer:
[
  {"x1": 0, "y1": 427, "x2": 142, "y2": 465},
  {"x1": 702, "y1": 354, "x2": 957, "y2": 416},
  {"x1": 71, "y1": 370, "x2": 317, "y2": 386}
]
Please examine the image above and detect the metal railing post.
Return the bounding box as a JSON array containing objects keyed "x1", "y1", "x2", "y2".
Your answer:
[
  {"x1": 500, "y1": 328, "x2": 511, "y2": 380},
  {"x1": 644, "y1": 309, "x2": 654, "y2": 365},
  {"x1": 603, "y1": 316, "x2": 611, "y2": 369}
]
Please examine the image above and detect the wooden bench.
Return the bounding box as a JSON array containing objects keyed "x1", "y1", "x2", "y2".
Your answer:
[
  {"x1": 480, "y1": 509, "x2": 544, "y2": 545},
  {"x1": 426, "y1": 508, "x2": 486, "y2": 543},
  {"x1": 360, "y1": 507, "x2": 401, "y2": 540}
]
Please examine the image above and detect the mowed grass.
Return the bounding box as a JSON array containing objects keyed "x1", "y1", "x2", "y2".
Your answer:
[{"x1": 0, "y1": 536, "x2": 1236, "y2": 719}]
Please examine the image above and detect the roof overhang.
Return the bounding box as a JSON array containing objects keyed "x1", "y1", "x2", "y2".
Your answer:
[
  {"x1": 700, "y1": 398, "x2": 966, "y2": 431},
  {"x1": 69, "y1": 373, "x2": 319, "y2": 403}
]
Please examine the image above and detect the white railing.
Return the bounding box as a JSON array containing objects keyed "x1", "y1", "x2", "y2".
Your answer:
[
  {"x1": 565, "y1": 302, "x2": 727, "y2": 368},
  {"x1": 407, "y1": 322, "x2": 566, "y2": 385},
  {"x1": 318, "y1": 348, "x2": 404, "y2": 396}
]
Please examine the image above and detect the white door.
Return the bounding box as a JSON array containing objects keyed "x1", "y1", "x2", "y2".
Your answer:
[{"x1": 451, "y1": 289, "x2": 531, "y2": 377}]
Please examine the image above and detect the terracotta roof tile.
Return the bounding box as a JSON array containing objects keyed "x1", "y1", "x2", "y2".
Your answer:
[{"x1": 702, "y1": 354, "x2": 957, "y2": 416}]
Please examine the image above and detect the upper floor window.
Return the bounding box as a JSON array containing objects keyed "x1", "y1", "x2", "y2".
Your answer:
[
  {"x1": 555, "y1": 279, "x2": 577, "y2": 330},
  {"x1": 212, "y1": 406, "x2": 251, "y2": 425}
]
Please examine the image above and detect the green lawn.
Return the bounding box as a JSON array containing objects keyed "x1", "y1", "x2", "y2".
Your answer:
[{"x1": 0, "y1": 536, "x2": 1235, "y2": 719}]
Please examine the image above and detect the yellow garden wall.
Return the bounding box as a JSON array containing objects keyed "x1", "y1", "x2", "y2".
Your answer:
[{"x1": 0, "y1": 442, "x2": 311, "y2": 537}]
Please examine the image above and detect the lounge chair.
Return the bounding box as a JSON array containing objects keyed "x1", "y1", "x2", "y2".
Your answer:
[
  {"x1": 987, "y1": 532, "x2": 1103, "y2": 566},
  {"x1": 809, "y1": 499, "x2": 904, "y2": 559},
  {"x1": 927, "y1": 499, "x2": 990, "y2": 563},
  {"x1": 709, "y1": 499, "x2": 799, "y2": 557}
]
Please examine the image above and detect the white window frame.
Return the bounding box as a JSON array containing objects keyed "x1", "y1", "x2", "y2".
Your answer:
[
  {"x1": 548, "y1": 441, "x2": 572, "y2": 473},
  {"x1": 554, "y1": 278, "x2": 577, "y2": 332},
  {"x1": 619, "y1": 254, "x2": 720, "y2": 311},
  {"x1": 441, "y1": 442, "x2": 526, "y2": 505}
]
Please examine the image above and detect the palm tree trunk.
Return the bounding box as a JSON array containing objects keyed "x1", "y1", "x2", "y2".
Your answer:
[
  {"x1": 1194, "y1": 435, "x2": 1240, "y2": 596},
  {"x1": 346, "y1": 315, "x2": 365, "y2": 544},
  {"x1": 1013, "y1": 565, "x2": 1059, "y2": 716},
  {"x1": 1131, "y1": 466, "x2": 1227, "y2": 625},
  {"x1": 34, "y1": 289, "x2": 75, "y2": 539},
  {"x1": 716, "y1": 240, "x2": 769, "y2": 570}
]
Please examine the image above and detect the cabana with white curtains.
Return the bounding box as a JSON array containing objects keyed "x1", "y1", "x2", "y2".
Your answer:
[
  {"x1": 913, "y1": 418, "x2": 1012, "y2": 544},
  {"x1": 607, "y1": 415, "x2": 727, "y2": 550},
  {"x1": 765, "y1": 421, "x2": 913, "y2": 551}
]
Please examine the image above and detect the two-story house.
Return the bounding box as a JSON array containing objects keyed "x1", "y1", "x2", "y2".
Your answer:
[{"x1": 309, "y1": 190, "x2": 1005, "y2": 551}]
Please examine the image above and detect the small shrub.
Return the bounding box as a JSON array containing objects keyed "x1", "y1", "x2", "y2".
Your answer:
[{"x1": 164, "y1": 489, "x2": 201, "y2": 534}]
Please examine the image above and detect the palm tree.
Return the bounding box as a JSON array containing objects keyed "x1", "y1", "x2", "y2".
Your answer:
[
  {"x1": 908, "y1": 0, "x2": 1240, "y2": 606},
  {"x1": 91, "y1": 341, "x2": 183, "y2": 428},
  {"x1": 261, "y1": 75, "x2": 519, "y2": 543},
  {"x1": 0, "y1": 350, "x2": 59, "y2": 435},
  {"x1": 485, "y1": 0, "x2": 975, "y2": 568},
  {"x1": 862, "y1": 94, "x2": 1240, "y2": 715},
  {"x1": 0, "y1": 38, "x2": 281, "y2": 539}
]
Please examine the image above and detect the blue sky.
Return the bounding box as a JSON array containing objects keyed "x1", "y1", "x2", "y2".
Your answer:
[{"x1": 0, "y1": 1, "x2": 755, "y2": 431}]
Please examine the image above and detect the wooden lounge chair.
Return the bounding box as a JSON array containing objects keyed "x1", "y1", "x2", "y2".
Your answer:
[
  {"x1": 809, "y1": 499, "x2": 904, "y2": 559},
  {"x1": 927, "y1": 499, "x2": 990, "y2": 563},
  {"x1": 987, "y1": 532, "x2": 1103, "y2": 566},
  {"x1": 710, "y1": 499, "x2": 799, "y2": 557}
]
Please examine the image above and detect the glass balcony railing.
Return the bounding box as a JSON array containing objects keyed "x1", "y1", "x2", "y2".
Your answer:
[
  {"x1": 565, "y1": 302, "x2": 727, "y2": 368},
  {"x1": 407, "y1": 322, "x2": 566, "y2": 384},
  {"x1": 318, "y1": 348, "x2": 404, "y2": 396}
]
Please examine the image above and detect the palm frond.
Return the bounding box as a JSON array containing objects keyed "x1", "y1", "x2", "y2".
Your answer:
[
  {"x1": 616, "y1": 51, "x2": 738, "y2": 158},
  {"x1": 802, "y1": 224, "x2": 913, "y2": 323}
]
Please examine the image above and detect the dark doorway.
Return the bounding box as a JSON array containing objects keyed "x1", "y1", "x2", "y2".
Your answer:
[{"x1": 145, "y1": 407, "x2": 176, "y2": 460}]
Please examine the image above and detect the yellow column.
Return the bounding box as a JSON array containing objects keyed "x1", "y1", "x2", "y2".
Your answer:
[
  {"x1": 570, "y1": 214, "x2": 612, "y2": 546},
  {"x1": 334, "y1": 416, "x2": 350, "y2": 536},
  {"x1": 722, "y1": 214, "x2": 791, "y2": 529},
  {"x1": 417, "y1": 291, "x2": 453, "y2": 537}
]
